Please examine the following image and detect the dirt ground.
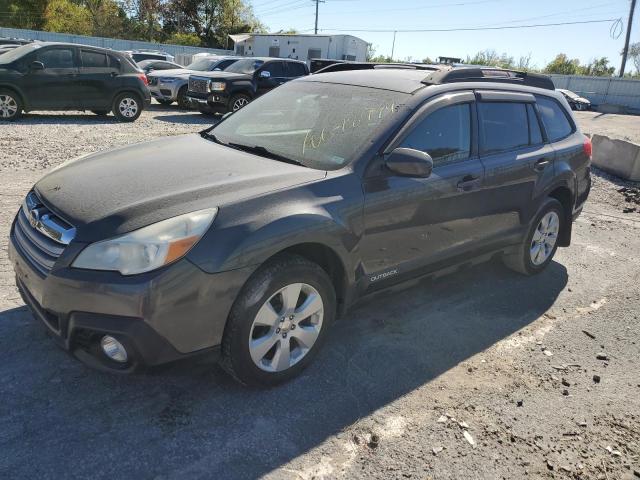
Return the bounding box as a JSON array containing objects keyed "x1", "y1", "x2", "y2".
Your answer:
[{"x1": 0, "y1": 107, "x2": 639, "y2": 479}]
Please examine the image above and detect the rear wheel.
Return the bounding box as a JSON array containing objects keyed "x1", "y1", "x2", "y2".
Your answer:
[
  {"x1": 0, "y1": 89, "x2": 22, "y2": 121},
  {"x1": 503, "y1": 198, "x2": 564, "y2": 275},
  {"x1": 112, "y1": 92, "x2": 142, "y2": 122},
  {"x1": 221, "y1": 255, "x2": 336, "y2": 386}
]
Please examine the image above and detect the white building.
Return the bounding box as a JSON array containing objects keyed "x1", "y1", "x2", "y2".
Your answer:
[{"x1": 229, "y1": 33, "x2": 368, "y2": 62}]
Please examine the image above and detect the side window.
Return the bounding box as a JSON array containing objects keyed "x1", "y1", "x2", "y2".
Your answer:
[
  {"x1": 37, "y1": 48, "x2": 75, "y2": 69},
  {"x1": 287, "y1": 62, "x2": 307, "y2": 78},
  {"x1": 536, "y1": 96, "x2": 573, "y2": 142},
  {"x1": 400, "y1": 103, "x2": 471, "y2": 167},
  {"x1": 81, "y1": 50, "x2": 108, "y2": 68},
  {"x1": 108, "y1": 55, "x2": 122, "y2": 71},
  {"x1": 263, "y1": 61, "x2": 285, "y2": 77},
  {"x1": 478, "y1": 102, "x2": 529, "y2": 154},
  {"x1": 527, "y1": 104, "x2": 543, "y2": 145},
  {"x1": 216, "y1": 59, "x2": 236, "y2": 70}
]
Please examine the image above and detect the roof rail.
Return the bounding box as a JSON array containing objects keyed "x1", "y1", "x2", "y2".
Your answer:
[
  {"x1": 315, "y1": 62, "x2": 443, "y2": 74},
  {"x1": 422, "y1": 67, "x2": 555, "y2": 90}
]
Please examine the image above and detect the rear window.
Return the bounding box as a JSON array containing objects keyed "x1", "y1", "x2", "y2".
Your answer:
[
  {"x1": 536, "y1": 96, "x2": 574, "y2": 142},
  {"x1": 81, "y1": 50, "x2": 108, "y2": 68},
  {"x1": 479, "y1": 102, "x2": 529, "y2": 154}
]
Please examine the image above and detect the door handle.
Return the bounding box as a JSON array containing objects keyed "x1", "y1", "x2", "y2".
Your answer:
[
  {"x1": 533, "y1": 158, "x2": 550, "y2": 172},
  {"x1": 456, "y1": 175, "x2": 481, "y2": 192}
]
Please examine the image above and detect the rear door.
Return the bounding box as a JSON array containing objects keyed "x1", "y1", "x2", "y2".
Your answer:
[
  {"x1": 77, "y1": 49, "x2": 116, "y2": 109},
  {"x1": 284, "y1": 61, "x2": 308, "y2": 81},
  {"x1": 22, "y1": 46, "x2": 80, "y2": 109},
  {"x1": 475, "y1": 91, "x2": 556, "y2": 245}
]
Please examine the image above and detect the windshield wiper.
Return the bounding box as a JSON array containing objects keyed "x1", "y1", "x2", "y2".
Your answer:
[
  {"x1": 200, "y1": 130, "x2": 225, "y2": 145},
  {"x1": 227, "y1": 143, "x2": 305, "y2": 167}
]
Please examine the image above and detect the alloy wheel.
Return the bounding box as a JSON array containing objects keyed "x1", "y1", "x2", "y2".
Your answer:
[
  {"x1": 0, "y1": 94, "x2": 18, "y2": 118},
  {"x1": 232, "y1": 97, "x2": 249, "y2": 111},
  {"x1": 530, "y1": 211, "x2": 560, "y2": 265},
  {"x1": 118, "y1": 97, "x2": 138, "y2": 118},
  {"x1": 249, "y1": 283, "x2": 324, "y2": 372}
]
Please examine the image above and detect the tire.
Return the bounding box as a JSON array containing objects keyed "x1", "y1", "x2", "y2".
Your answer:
[
  {"x1": 0, "y1": 88, "x2": 23, "y2": 121},
  {"x1": 229, "y1": 93, "x2": 250, "y2": 112},
  {"x1": 157, "y1": 98, "x2": 173, "y2": 106},
  {"x1": 221, "y1": 254, "x2": 336, "y2": 386},
  {"x1": 92, "y1": 110, "x2": 109, "y2": 116},
  {"x1": 176, "y1": 86, "x2": 189, "y2": 109},
  {"x1": 112, "y1": 92, "x2": 142, "y2": 122},
  {"x1": 503, "y1": 198, "x2": 564, "y2": 276}
]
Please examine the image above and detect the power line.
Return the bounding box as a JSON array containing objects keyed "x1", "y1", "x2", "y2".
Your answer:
[{"x1": 316, "y1": 18, "x2": 622, "y2": 33}]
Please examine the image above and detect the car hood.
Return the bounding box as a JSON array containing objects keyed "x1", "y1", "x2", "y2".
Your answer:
[
  {"x1": 34, "y1": 134, "x2": 326, "y2": 242},
  {"x1": 190, "y1": 71, "x2": 251, "y2": 81}
]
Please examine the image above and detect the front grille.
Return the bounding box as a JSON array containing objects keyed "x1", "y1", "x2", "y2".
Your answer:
[
  {"x1": 12, "y1": 191, "x2": 75, "y2": 275},
  {"x1": 189, "y1": 77, "x2": 209, "y2": 94}
]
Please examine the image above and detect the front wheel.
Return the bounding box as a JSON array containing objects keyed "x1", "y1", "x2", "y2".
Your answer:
[
  {"x1": 221, "y1": 255, "x2": 336, "y2": 386},
  {"x1": 176, "y1": 86, "x2": 189, "y2": 109},
  {"x1": 503, "y1": 198, "x2": 564, "y2": 275},
  {"x1": 0, "y1": 89, "x2": 22, "y2": 121},
  {"x1": 112, "y1": 92, "x2": 142, "y2": 122},
  {"x1": 229, "y1": 93, "x2": 250, "y2": 112}
]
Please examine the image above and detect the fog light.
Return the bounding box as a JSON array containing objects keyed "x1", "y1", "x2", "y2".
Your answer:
[{"x1": 100, "y1": 335, "x2": 128, "y2": 363}]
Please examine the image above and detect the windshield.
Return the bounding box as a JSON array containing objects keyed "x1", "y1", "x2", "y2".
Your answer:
[
  {"x1": 0, "y1": 43, "x2": 41, "y2": 64},
  {"x1": 225, "y1": 58, "x2": 264, "y2": 74},
  {"x1": 211, "y1": 81, "x2": 410, "y2": 170},
  {"x1": 186, "y1": 57, "x2": 220, "y2": 71}
]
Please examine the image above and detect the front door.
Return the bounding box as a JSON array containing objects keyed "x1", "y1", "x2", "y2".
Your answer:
[
  {"x1": 22, "y1": 46, "x2": 80, "y2": 109},
  {"x1": 360, "y1": 91, "x2": 489, "y2": 290},
  {"x1": 255, "y1": 61, "x2": 287, "y2": 96}
]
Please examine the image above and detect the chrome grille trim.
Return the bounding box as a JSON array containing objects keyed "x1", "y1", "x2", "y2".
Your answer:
[
  {"x1": 22, "y1": 191, "x2": 75, "y2": 245},
  {"x1": 188, "y1": 77, "x2": 209, "y2": 94}
]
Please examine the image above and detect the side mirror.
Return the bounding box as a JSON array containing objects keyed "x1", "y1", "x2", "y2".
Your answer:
[
  {"x1": 385, "y1": 148, "x2": 433, "y2": 178},
  {"x1": 259, "y1": 70, "x2": 271, "y2": 78},
  {"x1": 30, "y1": 61, "x2": 44, "y2": 71}
]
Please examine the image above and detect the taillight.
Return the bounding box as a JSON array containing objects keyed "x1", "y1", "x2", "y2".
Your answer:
[
  {"x1": 583, "y1": 136, "x2": 592, "y2": 159},
  {"x1": 138, "y1": 73, "x2": 148, "y2": 86}
]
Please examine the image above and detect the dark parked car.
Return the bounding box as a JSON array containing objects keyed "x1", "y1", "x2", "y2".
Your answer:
[
  {"x1": 0, "y1": 42, "x2": 151, "y2": 121},
  {"x1": 557, "y1": 88, "x2": 591, "y2": 111},
  {"x1": 137, "y1": 59, "x2": 182, "y2": 74},
  {"x1": 9, "y1": 67, "x2": 591, "y2": 386},
  {"x1": 147, "y1": 55, "x2": 241, "y2": 108},
  {"x1": 0, "y1": 37, "x2": 31, "y2": 46},
  {"x1": 186, "y1": 57, "x2": 309, "y2": 113}
]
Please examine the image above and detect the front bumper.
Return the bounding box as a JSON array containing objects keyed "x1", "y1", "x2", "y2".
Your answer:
[
  {"x1": 186, "y1": 92, "x2": 230, "y2": 114},
  {"x1": 149, "y1": 81, "x2": 181, "y2": 102},
  {"x1": 9, "y1": 220, "x2": 256, "y2": 372}
]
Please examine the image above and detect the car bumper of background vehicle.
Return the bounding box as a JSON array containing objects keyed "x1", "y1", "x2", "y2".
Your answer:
[
  {"x1": 186, "y1": 93, "x2": 230, "y2": 114},
  {"x1": 8, "y1": 231, "x2": 256, "y2": 372},
  {"x1": 149, "y1": 85, "x2": 178, "y2": 102}
]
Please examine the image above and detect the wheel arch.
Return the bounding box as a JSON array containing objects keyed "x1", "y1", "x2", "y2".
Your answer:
[
  {"x1": 547, "y1": 184, "x2": 574, "y2": 247},
  {"x1": 0, "y1": 84, "x2": 26, "y2": 108}
]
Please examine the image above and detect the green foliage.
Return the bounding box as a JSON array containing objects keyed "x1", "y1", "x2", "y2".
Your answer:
[
  {"x1": 628, "y1": 42, "x2": 640, "y2": 74},
  {"x1": 579, "y1": 57, "x2": 615, "y2": 77},
  {"x1": 465, "y1": 49, "x2": 514, "y2": 69},
  {"x1": 0, "y1": 0, "x2": 49, "y2": 30},
  {"x1": 166, "y1": 31, "x2": 200, "y2": 46},
  {"x1": 544, "y1": 53, "x2": 581, "y2": 75},
  {"x1": 44, "y1": 0, "x2": 93, "y2": 35}
]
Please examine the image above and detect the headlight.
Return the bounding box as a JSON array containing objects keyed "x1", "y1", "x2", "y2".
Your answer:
[
  {"x1": 72, "y1": 208, "x2": 218, "y2": 275},
  {"x1": 159, "y1": 77, "x2": 177, "y2": 83},
  {"x1": 208, "y1": 81, "x2": 225, "y2": 91}
]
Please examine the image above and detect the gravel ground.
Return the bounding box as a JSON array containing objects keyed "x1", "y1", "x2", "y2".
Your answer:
[{"x1": 1, "y1": 106, "x2": 639, "y2": 479}]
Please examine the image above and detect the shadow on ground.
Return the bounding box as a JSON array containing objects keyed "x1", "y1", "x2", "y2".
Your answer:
[
  {"x1": 0, "y1": 260, "x2": 567, "y2": 479},
  {"x1": 153, "y1": 113, "x2": 220, "y2": 125}
]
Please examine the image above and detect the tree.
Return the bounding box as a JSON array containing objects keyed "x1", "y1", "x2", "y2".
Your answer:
[
  {"x1": 580, "y1": 57, "x2": 615, "y2": 77},
  {"x1": 0, "y1": 0, "x2": 49, "y2": 30},
  {"x1": 166, "y1": 31, "x2": 200, "y2": 45},
  {"x1": 628, "y1": 42, "x2": 640, "y2": 74},
  {"x1": 43, "y1": 0, "x2": 93, "y2": 35},
  {"x1": 466, "y1": 49, "x2": 514, "y2": 69},
  {"x1": 544, "y1": 54, "x2": 581, "y2": 75}
]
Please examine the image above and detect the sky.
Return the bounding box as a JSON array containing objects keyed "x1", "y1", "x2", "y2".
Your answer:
[{"x1": 249, "y1": 0, "x2": 640, "y2": 71}]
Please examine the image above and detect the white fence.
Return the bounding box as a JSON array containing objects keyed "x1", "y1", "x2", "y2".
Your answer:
[
  {"x1": 549, "y1": 74, "x2": 640, "y2": 113},
  {"x1": 0, "y1": 27, "x2": 233, "y2": 65}
]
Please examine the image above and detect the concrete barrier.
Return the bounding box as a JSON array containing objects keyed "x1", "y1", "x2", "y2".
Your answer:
[{"x1": 591, "y1": 134, "x2": 640, "y2": 181}]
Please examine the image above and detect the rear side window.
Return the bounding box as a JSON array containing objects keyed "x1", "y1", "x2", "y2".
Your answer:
[
  {"x1": 478, "y1": 102, "x2": 529, "y2": 154},
  {"x1": 108, "y1": 55, "x2": 122, "y2": 71},
  {"x1": 401, "y1": 103, "x2": 471, "y2": 167},
  {"x1": 81, "y1": 50, "x2": 108, "y2": 68},
  {"x1": 527, "y1": 104, "x2": 543, "y2": 145},
  {"x1": 536, "y1": 96, "x2": 573, "y2": 142},
  {"x1": 287, "y1": 62, "x2": 307, "y2": 77},
  {"x1": 37, "y1": 48, "x2": 75, "y2": 69},
  {"x1": 263, "y1": 61, "x2": 286, "y2": 77}
]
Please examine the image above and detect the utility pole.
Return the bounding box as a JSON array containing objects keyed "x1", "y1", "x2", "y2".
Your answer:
[
  {"x1": 313, "y1": 0, "x2": 325, "y2": 34},
  {"x1": 620, "y1": 0, "x2": 637, "y2": 77},
  {"x1": 391, "y1": 31, "x2": 397, "y2": 60}
]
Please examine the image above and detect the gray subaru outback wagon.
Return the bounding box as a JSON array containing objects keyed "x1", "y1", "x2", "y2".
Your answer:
[{"x1": 9, "y1": 66, "x2": 591, "y2": 385}]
